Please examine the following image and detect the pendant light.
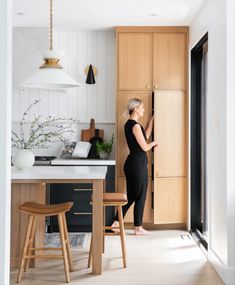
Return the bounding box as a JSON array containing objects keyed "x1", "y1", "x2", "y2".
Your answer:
[{"x1": 21, "y1": 0, "x2": 80, "y2": 90}]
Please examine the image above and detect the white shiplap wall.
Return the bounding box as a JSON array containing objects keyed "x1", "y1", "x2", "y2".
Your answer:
[{"x1": 12, "y1": 27, "x2": 116, "y2": 123}]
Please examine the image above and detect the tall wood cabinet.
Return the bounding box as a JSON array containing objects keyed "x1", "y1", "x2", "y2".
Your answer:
[{"x1": 116, "y1": 27, "x2": 188, "y2": 226}]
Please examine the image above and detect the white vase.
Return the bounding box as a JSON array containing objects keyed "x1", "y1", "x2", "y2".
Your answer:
[{"x1": 13, "y1": 149, "x2": 35, "y2": 170}]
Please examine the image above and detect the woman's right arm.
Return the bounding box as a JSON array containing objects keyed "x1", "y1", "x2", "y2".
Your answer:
[
  {"x1": 145, "y1": 115, "x2": 154, "y2": 139},
  {"x1": 132, "y1": 124, "x2": 158, "y2": 152}
]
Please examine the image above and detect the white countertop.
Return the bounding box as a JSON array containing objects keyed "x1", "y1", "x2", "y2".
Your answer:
[
  {"x1": 11, "y1": 166, "x2": 107, "y2": 180},
  {"x1": 51, "y1": 158, "x2": 115, "y2": 166}
]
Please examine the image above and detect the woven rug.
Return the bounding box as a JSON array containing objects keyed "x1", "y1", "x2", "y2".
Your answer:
[{"x1": 45, "y1": 233, "x2": 87, "y2": 249}]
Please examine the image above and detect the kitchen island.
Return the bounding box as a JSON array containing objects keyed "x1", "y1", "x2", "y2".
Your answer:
[{"x1": 11, "y1": 165, "x2": 107, "y2": 275}]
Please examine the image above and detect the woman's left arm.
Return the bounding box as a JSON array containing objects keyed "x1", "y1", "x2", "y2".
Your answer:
[{"x1": 145, "y1": 115, "x2": 154, "y2": 139}]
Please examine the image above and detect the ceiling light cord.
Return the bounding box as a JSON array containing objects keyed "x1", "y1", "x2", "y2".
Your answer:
[
  {"x1": 49, "y1": 0, "x2": 53, "y2": 51},
  {"x1": 21, "y1": 0, "x2": 80, "y2": 89}
]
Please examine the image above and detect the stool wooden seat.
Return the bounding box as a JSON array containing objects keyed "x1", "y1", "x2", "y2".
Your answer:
[
  {"x1": 19, "y1": 201, "x2": 73, "y2": 216},
  {"x1": 88, "y1": 193, "x2": 127, "y2": 269},
  {"x1": 17, "y1": 202, "x2": 73, "y2": 283},
  {"x1": 103, "y1": 193, "x2": 128, "y2": 204}
]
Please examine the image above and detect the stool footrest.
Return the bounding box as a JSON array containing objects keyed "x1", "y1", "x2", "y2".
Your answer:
[
  {"x1": 104, "y1": 233, "x2": 120, "y2": 236},
  {"x1": 104, "y1": 226, "x2": 119, "y2": 230},
  {"x1": 26, "y1": 255, "x2": 63, "y2": 259},
  {"x1": 31, "y1": 247, "x2": 63, "y2": 251}
]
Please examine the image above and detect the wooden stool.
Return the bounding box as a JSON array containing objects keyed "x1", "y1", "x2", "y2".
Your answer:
[
  {"x1": 17, "y1": 201, "x2": 73, "y2": 283},
  {"x1": 88, "y1": 193, "x2": 128, "y2": 268}
]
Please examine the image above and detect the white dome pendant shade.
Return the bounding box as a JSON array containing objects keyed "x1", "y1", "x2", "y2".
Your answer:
[
  {"x1": 22, "y1": 51, "x2": 80, "y2": 90},
  {"x1": 22, "y1": 67, "x2": 80, "y2": 89},
  {"x1": 21, "y1": 0, "x2": 80, "y2": 90}
]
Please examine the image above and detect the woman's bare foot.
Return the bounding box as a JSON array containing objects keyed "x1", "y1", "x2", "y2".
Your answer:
[
  {"x1": 111, "y1": 221, "x2": 120, "y2": 233},
  {"x1": 134, "y1": 226, "x2": 151, "y2": 236}
]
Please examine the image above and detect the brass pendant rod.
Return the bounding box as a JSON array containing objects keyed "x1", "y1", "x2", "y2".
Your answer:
[{"x1": 49, "y1": 0, "x2": 53, "y2": 51}]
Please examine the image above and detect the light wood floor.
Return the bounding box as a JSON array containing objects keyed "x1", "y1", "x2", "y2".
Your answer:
[{"x1": 10, "y1": 230, "x2": 224, "y2": 285}]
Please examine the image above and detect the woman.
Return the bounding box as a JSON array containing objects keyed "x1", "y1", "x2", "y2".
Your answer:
[{"x1": 112, "y1": 98, "x2": 158, "y2": 235}]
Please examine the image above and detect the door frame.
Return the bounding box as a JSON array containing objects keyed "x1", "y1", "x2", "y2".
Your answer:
[
  {"x1": 0, "y1": 0, "x2": 12, "y2": 283},
  {"x1": 190, "y1": 32, "x2": 208, "y2": 249}
]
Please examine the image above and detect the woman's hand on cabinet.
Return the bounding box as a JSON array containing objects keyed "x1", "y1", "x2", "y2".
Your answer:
[{"x1": 152, "y1": 141, "x2": 158, "y2": 148}]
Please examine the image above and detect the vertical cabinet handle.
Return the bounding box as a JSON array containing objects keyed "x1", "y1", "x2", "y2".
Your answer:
[
  {"x1": 154, "y1": 87, "x2": 158, "y2": 114},
  {"x1": 154, "y1": 89, "x2": 158, "y2": 179}
]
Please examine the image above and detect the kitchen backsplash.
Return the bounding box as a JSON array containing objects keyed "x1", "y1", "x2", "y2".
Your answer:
[
  {"x1": 12, "y1": 27, "x2": 116, "y2": 156},
  {"x1": 12, "y1": 27, "x2": 115, "y2": 124},
  {"x1": 11, "y1": 122, "x2": 116, "y2": 158}
]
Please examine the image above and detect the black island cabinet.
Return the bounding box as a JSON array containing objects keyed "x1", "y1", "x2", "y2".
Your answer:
[{"x1": 48, "y1": 165, "x2": 115, "y2": 232}]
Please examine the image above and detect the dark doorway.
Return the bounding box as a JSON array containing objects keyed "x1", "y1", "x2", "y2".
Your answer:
[{"x1": 190, "y1": 33, "x2": 208, "y2": 249}]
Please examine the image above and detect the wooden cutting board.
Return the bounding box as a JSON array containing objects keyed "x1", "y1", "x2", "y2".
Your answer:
[{"x1": 81, "y1": 118, "x2": 104, "y2": 142}]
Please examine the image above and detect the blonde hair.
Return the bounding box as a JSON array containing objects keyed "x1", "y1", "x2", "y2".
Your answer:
[{"x1": 124, "y1": 98, "x2": 142, "y2": 116}]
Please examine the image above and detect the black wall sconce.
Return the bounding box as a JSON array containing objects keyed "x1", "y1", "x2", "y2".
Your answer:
[{"x1": 85, "y1": 64, "x2": 97, "y2": 84}]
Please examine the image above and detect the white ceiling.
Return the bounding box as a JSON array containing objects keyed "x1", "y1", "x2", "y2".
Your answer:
[{"x1": 13, "y1": 0, "x2": 207, "y2": 30}]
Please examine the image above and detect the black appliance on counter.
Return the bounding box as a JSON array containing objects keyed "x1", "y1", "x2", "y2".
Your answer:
[
  {"x1": 34, "y1": 156, "x2": 56, "y2": 166},
  {"x1": 11, "y1": 155, "x2": 56, "y2": 166}
]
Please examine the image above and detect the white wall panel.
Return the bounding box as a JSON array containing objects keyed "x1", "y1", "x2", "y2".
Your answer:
[
  {"x1": 12, "y1": 89, "x2": 20, "y2": 120},
  {"x1": 19, "y1": 88, "x2": 30, "y2": 120},
  {"x1": 77, "y1": 32, "x2": 88, "y2": 122},
  {"x1": 47, "y1": 90, "x2": 57, "y2": 117},
  {"x1": 29, "y1": 89, "x2": 40, "y2": 121},
  {"x1": 96, "y1": 32, "x2": 106, "y2": 123},
  {"x1": 12, "y1": 27, "x2": 116, "y2": 123},
  {"x1": 67, "y1": 32, "x2": 79, "y2": 120},
  {"x1": 87, "y1": 32, "x2": 97, "y2": 121},
  {"x1": 106, "y1": 31, "x2": 116, "y2": 122}
]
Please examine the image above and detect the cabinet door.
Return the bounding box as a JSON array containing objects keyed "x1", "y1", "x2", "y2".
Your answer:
[
  {"x1": 117, "y1": 176, "x2": 152, "y2": 223},
  {"x1": 117, "y1": 91, "x2": 152, "y2": 176},
  {"x1": 154, "y1": 177, "x2": 187, "y2": 224},
  {"x1": 154, "y1": 90, "x2": 186, "y2": 177},
  {"x1": 118, "y1": 33, "x2": 152, "y2": 90},
  {"x1": 153, "y1": 33, "x2": 187, "y2": 91}
]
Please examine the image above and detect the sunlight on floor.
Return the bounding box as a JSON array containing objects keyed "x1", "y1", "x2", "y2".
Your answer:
[{"x1": 165, "y1": 235, "x2": 206, "y2": 263}]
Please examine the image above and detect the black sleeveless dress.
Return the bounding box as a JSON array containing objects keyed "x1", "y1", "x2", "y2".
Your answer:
[{"x1": 121, "y1": 119, "x2": 148, "y2": 226}]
